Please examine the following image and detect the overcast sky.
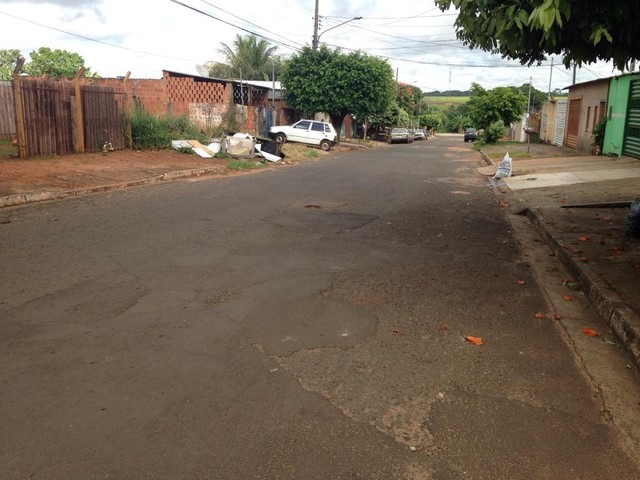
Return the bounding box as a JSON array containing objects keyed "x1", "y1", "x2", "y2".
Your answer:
[{"x1": 0, "y1": 0, "x2": 624, "y2": 93}]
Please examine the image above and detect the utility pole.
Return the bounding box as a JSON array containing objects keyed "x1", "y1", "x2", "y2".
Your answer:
[
  {"x1": 527, "y1": 76, "x2": 532, "y2": 116},
  {"x1": 572, "y1": 62, "x2": 577, "y2": 84},
  {"x1": 548, "y1": 58, "x2": 554, "y2": 99},
  {"x1": 312, "y1": 0, "x2": 320, "y2": 50}
]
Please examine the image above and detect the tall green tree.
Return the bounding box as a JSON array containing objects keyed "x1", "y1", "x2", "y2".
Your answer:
[
  {"x1": 467, "y1": 82, "x2": 527, "y2": 129},
  {"x1": 24, "y1": 47, "x2": 92, "y2": 78},
  {"x1": 209, "y1": 34, "x2": 279, "y2": 80},
  {"x1": 0, "y1": 49, "x2": 21, "y2": 80},
  {"x1": 281, "y1": 45, "x2": 395, "y2": 139},
  {"x1": 436, "y1": 0, "x2": 640, "y2": 70}
]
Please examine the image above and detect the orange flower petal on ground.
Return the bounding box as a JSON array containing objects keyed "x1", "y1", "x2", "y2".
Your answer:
[
  {"x1": 577, "y1": 236, "x2": 590, "y2": 241},
  {"x1": 553, "y1": 314, "x2": 563, "y2": 320},
  {"x1": 582, "y1": 328, "x2": 600, "y2": 337},
  {"x1": 516, "y1": 280, "x2": 526, "y2": 285},
  {"x1": 563, "y1": 295, "x2": 573, "y2": 301},
  {"x1": 534, "y1": 313, "x2": 546, "y2": 319},
  {"x1": 465, "y1": 336, "x2": 484, "y2": 346}
]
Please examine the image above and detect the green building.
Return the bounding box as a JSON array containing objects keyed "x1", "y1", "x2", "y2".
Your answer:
[{"x1": 603, "y1": 72, "x2": 640, "y2": 158}]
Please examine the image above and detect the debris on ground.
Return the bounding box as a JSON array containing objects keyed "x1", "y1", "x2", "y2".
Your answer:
[{"x1": 465, "y1": 336, "x2": 484, "y2": 346}]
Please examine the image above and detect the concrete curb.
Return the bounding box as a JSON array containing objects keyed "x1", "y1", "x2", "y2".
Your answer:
[
  {"x1": 527, "y1": 207, "x2": 640, "y2": 368},
  {"x1": 0, "y1": 167, "x2": 225, "y2": 209}
]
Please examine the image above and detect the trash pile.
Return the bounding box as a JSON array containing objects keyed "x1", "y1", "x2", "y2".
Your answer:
[
  {"x1": 171, "y1": 132, "x2": 283, "y2": 163},
  {"x1": 625, "y1": 197, "x2": 640, "y2": 238},
  {"x1": 487, "y1": 152, "x2": 512, "y2": 188}
]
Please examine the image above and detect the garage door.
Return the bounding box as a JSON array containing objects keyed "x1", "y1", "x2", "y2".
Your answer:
[{"x1": 623, "y1": 79, "x2": 640, "y2": 159}]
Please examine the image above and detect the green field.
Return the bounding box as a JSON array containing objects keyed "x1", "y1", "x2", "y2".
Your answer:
[{"x1": 424, "y1": 96, "x2": 470, "y2": 105}]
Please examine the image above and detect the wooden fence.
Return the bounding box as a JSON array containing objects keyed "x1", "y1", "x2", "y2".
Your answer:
[{"x1": 9, "y1": 74, "x2": 129, "y2": 158}]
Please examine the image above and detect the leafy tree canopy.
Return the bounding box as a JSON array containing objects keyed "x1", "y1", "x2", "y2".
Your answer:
[
  {"x1": 512, "y1": 83, "x2": 547, "y2": 112},
  {"x1": 0, "y1": 47, "x2": 94, "y2": 80},
  {"x1": 25, "y1": 47, "x2": 92, "y2": 78},
  {"x1": 0, "y1": 49, "x2": 21, "y2": 80},
  {"x1": 209, "y1": 34, "x2": 279, "y2": 80},
  {"x1": 467, "y1": 82, "x2": 527, "y2": 129},
  {"x1": 281, "y1": 45, "x2": 395, "y2": 138},
  {"x1": 436, "y1": 0, "x2": 640, "y2": 70}
]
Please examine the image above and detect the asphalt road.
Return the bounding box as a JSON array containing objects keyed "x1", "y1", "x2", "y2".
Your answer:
[{"x1": 1, "y1": 136, "x2": 638, "y2": 479}]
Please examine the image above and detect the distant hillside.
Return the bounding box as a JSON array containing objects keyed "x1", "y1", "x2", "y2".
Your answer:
[{"x1": 426, "y1": 90, "x2": 471, "y2": 97}]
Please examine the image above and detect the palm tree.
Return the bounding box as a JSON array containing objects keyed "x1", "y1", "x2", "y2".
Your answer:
[{"x1": 209, "y1": 35, "x2": 279, "y2": 81}]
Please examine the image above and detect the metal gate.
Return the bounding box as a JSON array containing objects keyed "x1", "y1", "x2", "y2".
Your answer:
[
  {"x1": 553, "y1": 100, "x2": 567, "y2": 146},
  {"x1": 565, "y1": 98, "x2": 582, "y2": 149},
  {"x1": 623, "y1": 79, "x2": 640, "y2": 159}
]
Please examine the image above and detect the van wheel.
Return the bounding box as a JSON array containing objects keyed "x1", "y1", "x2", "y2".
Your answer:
[
  {"x1": 320, "y1": 140, "x2": 331, "y2": 151},
  {"x1": 275, "y1": 133, "x2": 286, "y2": 144}
]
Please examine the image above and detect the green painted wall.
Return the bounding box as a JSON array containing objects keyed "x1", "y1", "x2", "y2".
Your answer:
[{"x1": 604, "y1": 73, "x2": 640, "y2": 156}]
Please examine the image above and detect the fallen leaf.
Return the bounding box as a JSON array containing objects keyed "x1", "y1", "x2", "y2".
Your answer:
[
  {"x1": 577, "y1": 236, "x2": 590, "y2": 242},
  {"x1": 563, "y1": 295, "x2": 573, "y2": 301},
  {"x1": 465, "y1": 336, "x2": 484, "y2": 346},
  {"x1": 534, "y1": 313, "x2": 546, "y2": 319},
  {"x1": 602, "y1": 216, "x2": 611, "y2": 222},
  {"x1": 516, "y1": 280, "x2": 526, "y2": 285},
  {"x1": 392, "y1": 329, "x2": 405, "y2": 336},
  {"x1": 553, "y1": 314, "x2": 563, "y2": 320},
  {"x1": 603, "y1": 338, "x2": 619, "y2": 347},
  {"x1": 582, "y1": 328, "x2": 600, "y2": 337}
]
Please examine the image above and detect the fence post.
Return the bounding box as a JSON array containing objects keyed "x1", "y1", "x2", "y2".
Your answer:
[
  {"x1": 123, "y1": 71, "x2": 133, "y2": 149},
  {"x1": 12, "y1": 58, "x2": 27, "y2": 159},
  {"x1": 72, "y1": 67, "x2": 85, "y2": 153}
]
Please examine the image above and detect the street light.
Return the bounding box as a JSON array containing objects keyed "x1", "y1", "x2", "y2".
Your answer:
[{"x1": 313, "y1": 16, "x2": 362, "y2": 50}]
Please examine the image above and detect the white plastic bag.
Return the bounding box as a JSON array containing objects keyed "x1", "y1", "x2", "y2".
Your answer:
[{"x1": 493, "y1": 153, "x2": 512, "y2": 179}]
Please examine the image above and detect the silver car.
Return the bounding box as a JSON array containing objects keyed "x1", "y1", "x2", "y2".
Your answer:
[{"x1": 386, "y1": 127, "x2": 413, "y2": 144}]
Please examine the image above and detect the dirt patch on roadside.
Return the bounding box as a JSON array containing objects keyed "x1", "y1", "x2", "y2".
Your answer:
[{"x1": 0, "y1": 141, "x2": 370, "y2": 197}]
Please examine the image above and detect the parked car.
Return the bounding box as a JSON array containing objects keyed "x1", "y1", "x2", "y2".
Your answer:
[
  {"x1": 270, "y1": 120, "x2": 337, "y2": 151},
  {"x1": 413, "y1": 128, "x2": 426, "y2": 141},
  {"x1": 386, "y1": 127, "x2": 414, "y2": 144},
  {"x1": 464, "y1": 128, "x2": 478, "y2": 142}
]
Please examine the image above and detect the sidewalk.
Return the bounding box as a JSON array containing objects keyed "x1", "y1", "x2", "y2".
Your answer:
[{"x1": 479, "y1": 142, "x2": 640, "y2": 367}]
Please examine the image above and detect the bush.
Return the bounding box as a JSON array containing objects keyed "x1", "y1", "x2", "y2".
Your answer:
[
  {"x1": 481, "y1": 120, "x2": 506, "y2": 144},
  {"x1": 130, "y1": 106, "x2": 207, "y2": 150}
]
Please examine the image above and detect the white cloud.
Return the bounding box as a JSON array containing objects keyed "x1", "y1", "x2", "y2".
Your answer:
[{"x1": 0, "y1": 0, "x2": 623, "y2": 88}]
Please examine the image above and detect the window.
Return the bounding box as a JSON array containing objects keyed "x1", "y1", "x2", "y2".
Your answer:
[
  {"x1": 311, "y1": 122, "x2": 324, "y2": 132},
  {"x1": 324, "y1": 124, "x2": 332, "y2": 133},
  {"x1": 586, "y1": 106, "x2": 591, "y2": 131},
  {"x1": 294, "y1": 120, "x2": 311, "y2": 130},
  {"x1": 593, "y1": 106, "x2": 599, "y2": 130},
  {"x1": 599, "y1": 102, "x2": 607, "y2": 121}
]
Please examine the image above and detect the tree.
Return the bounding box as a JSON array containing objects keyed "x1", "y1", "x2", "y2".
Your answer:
[
  {"x1": 513, "y1": 83, "x2": 547, "y2": 112},
  {"x1": 24, "y1": 47, "x2": 92, "y2": 78},
  {"x1": 0, "y1": 49, "x2": 21, "y2": 80},
  {"x1": 281, "y1": 45, "x2": 395, "y2": 139},
  {"x1": 209, "y1": 34, "x2": 279, "y2": 80},
  {"x1": 436, "y1": 0, "x2": 640, "y2": 70},
  {"x1": 467, "y1": 83, "x2": 527, "y2": 129}
]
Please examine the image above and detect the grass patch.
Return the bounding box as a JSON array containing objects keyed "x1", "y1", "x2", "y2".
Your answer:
[
  {"x1": 227, "y1": 159, "x2": 264, "y2": 170},
  {"x1": 304, "y1": 149, "x2": 320, "y2": 158},
  {"x1": 130, "y1": 105, "x2": 207, "y2": 150},
  {"x1": 487, "y1": 151, "x2": 531, "y2": 159}
]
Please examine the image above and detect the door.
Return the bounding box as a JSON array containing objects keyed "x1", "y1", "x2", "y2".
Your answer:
[
  {"x1": 565, "y1": 98, "x2": 582, "y2": 149},
  {"x1": 553, "y1": 101, "x2": 567, "y2": 146},
  {"x1": 623, "y1": 79, "x2": 640, "y2": 159}
]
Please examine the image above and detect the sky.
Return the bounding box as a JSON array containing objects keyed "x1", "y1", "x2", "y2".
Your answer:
[{"x1": 0, "y1": 0, "x2": 626, "y2": 94}]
